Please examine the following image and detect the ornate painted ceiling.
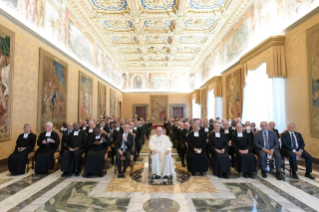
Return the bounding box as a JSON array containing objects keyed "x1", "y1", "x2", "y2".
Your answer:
[{"x1": 65, "y1": 0, "x2": 251, "y2": 71}]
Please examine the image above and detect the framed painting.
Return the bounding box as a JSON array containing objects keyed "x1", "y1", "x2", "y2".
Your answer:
[
  {"x1": 307, "y1": 23, "x2": 319, "y2": 138},
  {"x1": 150, "y1": 95, "x2": 168, "y2": 122},
  {"x1": 98, "y1": 82, "x2": 107, "y2": 119},
  {"x1": 110, "y1": 88, "x2": 116, "y2": 118},
  {"x1": 200, "y1": 87, "x2": 207, "y2": 119},
  {"x1": 150, "y1": 73, "x2": 167, "y2": 90},
  {"x1": 79, "y1": 72, "x2": 93, "y2": 121},
  {"x1": 38, "y1": 48, "x2": 68, "y2": 132},
  {"x1": 0, "y1": 25, "x2": 14, "y2": 141},
  {"x1": 226, "y1": 69, "x2": 242, "y2": 120},
  {"x1": 223, "y1": 8, "x2": 253, "y2": 66}
]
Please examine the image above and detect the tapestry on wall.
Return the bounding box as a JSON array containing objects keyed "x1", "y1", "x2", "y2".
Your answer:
[
  {"x1": 200, "y1": 87, "x2": 207, "y2": 119},
  {"x1": 38, "y1": 48, "x2": 68, "y2": 132},
  {"x1": 79, "y1": 72, "x2": 93, "y2": 121},
  {"x1": 98, "y1": 82, "x2": 107, "y2": 119},
  {"x1": 110, "y1": 88, "x2": 116, "y2": 118},
  {"x1": 307, "y1": 24, "x2": 319, "y2": 138},
  {"x1": 0, "y1": 25, "x2": 13, "y2": 141},
  {"x1": 150, "y1": 95, "x2": 168, "y2": 122},
  {"x1": 226, "y1": 69, "x2": 242, "y2": 120}
]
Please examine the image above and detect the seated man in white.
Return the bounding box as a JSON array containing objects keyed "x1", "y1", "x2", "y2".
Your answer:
[{"x1": 150, "y1": 127, "x2": 175, "y2": 179}]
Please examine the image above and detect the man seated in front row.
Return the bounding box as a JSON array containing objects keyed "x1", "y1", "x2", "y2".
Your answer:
[
  {"x1": 281, "y1": 123, "x2": 315, "y2": 180},
  {"x1": 116, "y1": 124, "x2": 134, "y2": 178},
  {"x1": 150, "y1": 127, "x2": 175, "y2": 179},
  {"x1": 254, "y1": 121, "x2": 282, "y2": 180}
]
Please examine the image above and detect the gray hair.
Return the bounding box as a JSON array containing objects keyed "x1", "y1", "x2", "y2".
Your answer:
[
  {"x1": 46, "y1": 122, "x2": 53, "y2": 127},
  {"x1": 24, "y1": 124, "x2": 30, "y2": 128}
]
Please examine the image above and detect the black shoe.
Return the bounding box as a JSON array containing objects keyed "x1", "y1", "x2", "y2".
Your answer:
[
  {"x1": 305, "y1": 173, "x2": 315, "y2": 180},
  {"x1": 35, "y1": 172, "x2": 40, "y2": 176},
  {"x1": 154, "y1": 175, "x2": 161, "y2": 179},
  {"x1": 61, "y1": 172, "x2": 69, "y2": 177},
  {"x1": 118, "y1": 173, "x2": 122, "y2": 178},
  {"x1": 276, "y1": 172, "x2": 282, "y2": 181},
  {"x1": 291, "y1": 173, "x2": 299, "y2": 179},
  {"x1": 223, "y1": 173, "x2": 230, "y2": 179},
  {"x1": 122, "y1": 173, "x2": 126, "y2": 178},
  {"x1": 200, "y1": 172, "x2": 204, "y2": 176},
  {"x1": 192, "y1": 172, "x2": 196, "y2": 176},
  {"x1": 262, "y1": 171, "x2": 267, "y2": 178},
  {"x1": 75, "y1": 172, "x2": 80, "y2": 177},
  {"x1": 84, "y1": 173, "x2": 92, "y2": 178},
  {"x1": 181, "y1": 163, "x2": 186, "y2": 167},
  {"x1": 99, "y1": 172, "x2": 104, "y2": 177},
  {"x1": 249, "y1": 173, "x2": 255, "y2": 179},
  {"x1": 218, "y1": 172, "x2": 222, "y2": 178},
  {"x1": 243, "y1": 173, "x2": 249, "y2": 178},
  {"x1": 163, "y1": 175, "x2": 169, "y2": 179}
]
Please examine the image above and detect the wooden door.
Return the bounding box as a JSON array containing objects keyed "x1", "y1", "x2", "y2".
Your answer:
[
  {"x1": 135, "y1": 106, "x2": 146, "y2": 119},
  {"x1": 172, "y1": 107, "x2": 183, "y2": 118}
]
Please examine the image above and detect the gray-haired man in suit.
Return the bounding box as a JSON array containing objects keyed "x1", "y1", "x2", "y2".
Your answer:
[{"x1": 254, "y1": 121, "x2": 282, "y2": 180}]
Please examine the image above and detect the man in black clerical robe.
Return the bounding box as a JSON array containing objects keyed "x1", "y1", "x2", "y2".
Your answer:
[
  {"x1": 84, "y1": 127, "x2": 110, "y2": 177},
  {"x1": 186, "y1": 123, "x2": 209, "y2": 176},
  {"x1": 221, "y1": 121, "x2": 235, "y2": 167},
  {"x1": 61, "y1": 123, "x2": 87, "y2": 177},
  {"x1": 179, "y1": 122, "x2": 190, "y2": 167},
  {"x1": 116, "y1": 124, "x2": 134, "y2": 178},
  {"x1": 208, "y1": 123, "x2": 230, "y2": 178},
  {"x1": 8, "y1": 124, "x2": 36, "y2": 175},
  {"x1": 199, "y1": 120, "x2": 212, "y2": 158},
  {"x1": 35, "y1": 122, "x2": 60, "y2": 175},
  {"x1": 232, "y1": 123, "x2": 256, "y2": 178},
  {"x1": 61, "y1": 123, "x2": 73, "y2": 154}
]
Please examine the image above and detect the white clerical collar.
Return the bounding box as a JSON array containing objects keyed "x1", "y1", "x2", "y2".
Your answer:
[
  {"x1": 204, "y1": 128, "x2": 209, "y2": 132},
  {"x1": 45, "y1": 131, "x2": 52, "y2": 137},
  {"x1": 74, "y1": 130, "x2": 80, "y2": 136},
  {"x1": 95, "y1": 133, "x2": 102, "y2": 139},
  {"x1": 116, "y1": 127, "x2": 120, "y2": 131},
  {"x1": 237, "y1": 132, "x2": 243, "y2": 137},
  {"x1": 224, "y1": 129, "x2": 229, "y2": 134},
  {"x1": 89, "y1": 128, "x2": 93, "y2": 133},
  {"x1": 23, "y1": 132, "x2": 30, "y2": 138},
  {"x1": 232, "y1": 126, "x2": 236, "y2": 130},
  {"x1": 194, "y1": 132, "x2": 199, "y2": 137},
  {"x1": 215, "y1": 132, "x2": 220, "y2": 137}
]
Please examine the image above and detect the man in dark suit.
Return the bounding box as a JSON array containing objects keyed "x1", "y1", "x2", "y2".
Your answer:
[
  {"x1": 146, "y1": 118, "x2": 153, "y2": 139},
  {"x1": 254, "y1": 121, "x2": 282, "y2": 180},
  {"x1": 115, "y1": 124, "x2": 134, "y2": 178},
  {"x1": 269, "y1": 121, "x2": 280, "y2": 140},
  {"x1": 281, "y1": 123, "x2": 315, "y2": 180}
]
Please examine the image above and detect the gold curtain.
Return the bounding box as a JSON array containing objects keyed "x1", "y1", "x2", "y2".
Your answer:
[
  {"x1": 240, "y1": 36, "x2": 287, "y2": 88},
  {"x1": 192, "y1": 90, "x2": 200, "y2": 103},
  {"x1": 207, "y1": 76, "x2": 222, "y2": 97}
]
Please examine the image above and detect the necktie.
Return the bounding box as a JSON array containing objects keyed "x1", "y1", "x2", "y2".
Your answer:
[
  {"x1": 121, "y1": 134, "x2": 127, "y2": 152},
  {"x1": 68, "y1": 130, "x2": 72, "y2": 135},
  {"x1": 110, "y1": 129, "x2": 113, "y2": 141},
  {"x1": 264, "y1": 132, "x2": 269, "y2": 149},
  {"x1": 291, "y1": 133, "x2": 297, "y2": 149}
]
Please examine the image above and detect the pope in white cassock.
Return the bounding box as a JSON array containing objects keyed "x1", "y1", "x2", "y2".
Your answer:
[{"x1": 149, "y1": 127, "x2": 175, "y2": 178}]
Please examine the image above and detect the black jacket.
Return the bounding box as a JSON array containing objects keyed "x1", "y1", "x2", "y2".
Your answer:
[
  {"x1": 281, "y1": 131, "x2": 305, "y2": 151},
  {"x1": 115, "y1": 132, "x2": 134, "y2": 154}
]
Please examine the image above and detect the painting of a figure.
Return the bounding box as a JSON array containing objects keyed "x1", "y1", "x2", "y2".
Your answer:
[
  {"x1": 38, "y1": 48, "x2": 67, "y2": 131},
  {"x1": 0, "y1": 26, "x2": 13, "y2": 141},
  {"x1": 45, "y1": 2, "x2": 66, "y2": 45},
  {"x1": 110, "y1": 89, "x2": 116, "y2": 118},
  {"x1": 98, "y1": 82, "x2": 106, "y2": 119},
  {"x1": 133, "y1": 76, "x2": 143, "y2": 90},
  {"x1": 201, "y1": 88, "x2": 207, "y2": 119},
  {"x1": 16, "y1": 0, "x2": 45, "y2": 28},
  {"x1": 226, "y1": 69, "x2": 242, "y2": 120},
  {"x1": 223, "y1": 11, "x2": 252, "y2": 66},
  {"x1": 66, "y1": 11, "x2": 94, "y2": 66},
  {"x1": 79, "y1": 72, "x2": 93, "y2": 121},
  {"x1": 171, "y1": 75, "x2": 182, "y2": 90},
  {"x1": 122, "y1": 73, "x2": 129, "y2": 90},
  {"x1": 307, "y1": 24, "x2": 319, "y2": 137},
  {"x1": 150, "y1": 95, "x2": 168, "y2": 122}
]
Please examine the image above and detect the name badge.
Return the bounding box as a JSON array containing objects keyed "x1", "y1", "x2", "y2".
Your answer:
[
  {"x1": 45, "y1": 132, "x2": 51, "y2": 137},
  {"x1": 194, "y1": 132, "x2": 199, "y2": 137},
  {"x1": 215, "y1": 133, "x2": 220, "y2": 138},
  {"x1": 89, "y1": 129, "x2": 93, "y2": 133},
  {"x1": 23, "y1": 133, "x2": 28, "y2": 139},
  {"x1": 204, "y1": 128, "x2": 209, "y2": 132},
  {"x1": 224, "y1": 129, "x2": 229, "y2": 134},
  {"x1": 74, "y1": 131, "x2": 79, "y2": 136}
]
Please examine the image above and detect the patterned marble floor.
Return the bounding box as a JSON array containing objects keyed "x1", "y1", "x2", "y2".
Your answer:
[{"x1": 1, "y1": 132, "x2": 319, "y2": 211}]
